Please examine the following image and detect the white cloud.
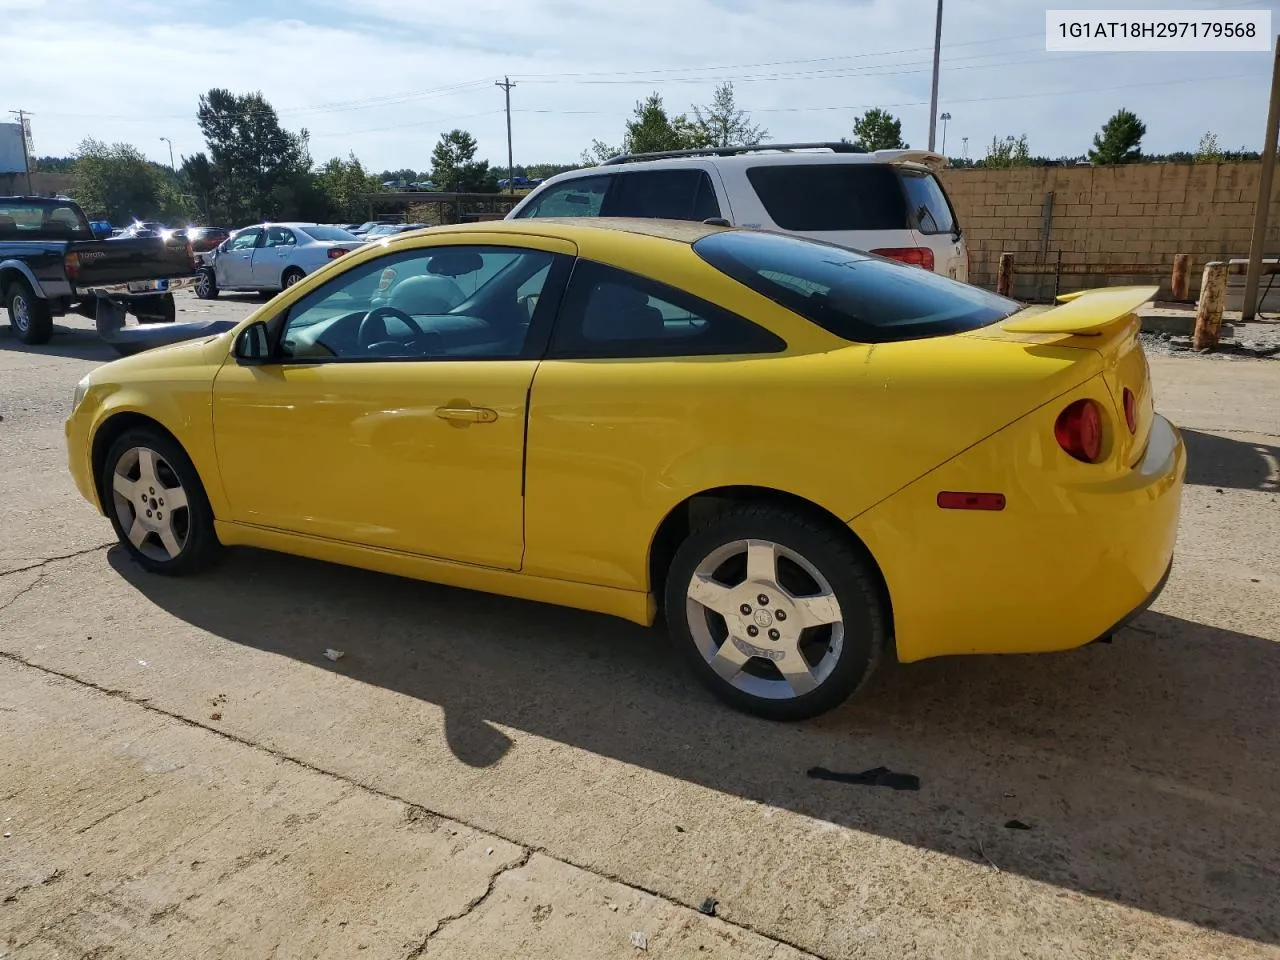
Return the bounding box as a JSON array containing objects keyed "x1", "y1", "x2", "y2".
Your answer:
[{"x1": 1, "y1": 0, "x2": 1274, "y2": 171}]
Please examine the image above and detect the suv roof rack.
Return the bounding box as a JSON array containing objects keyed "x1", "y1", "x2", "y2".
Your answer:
[{"x1": 599, "y1": 141, "x2": 866, "y2": 166}]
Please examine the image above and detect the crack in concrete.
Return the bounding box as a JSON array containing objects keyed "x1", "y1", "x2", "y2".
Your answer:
[
  {"x1": 403, "y1": 847, "x2": 536, "y2": 959},
  {"x1": 0, "y1": 543, "x2": 116, "y2": 581},
  {"x1": 0, "y1": 650, "x2": 824, "y2": 960},
  {"x1": 74, "y1": 792, "x2": 160, "y2": 835},
  {"x1": 0, "y1": 569, "x2": 47, "y2": 614}
]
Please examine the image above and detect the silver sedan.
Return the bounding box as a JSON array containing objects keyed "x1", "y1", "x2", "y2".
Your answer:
[{"x1": 195, "y1": 223, "x2": 363, "y2": 299}]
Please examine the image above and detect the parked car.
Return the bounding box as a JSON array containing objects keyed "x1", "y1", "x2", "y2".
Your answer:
[
  {"x1": 67, "y1": 218, "x2": 1183, "y2": 720},
  {"x1": 360, "y1": 222, "x2": 424, "y2": 240},
  {"x1": 349, "y1": 220, "x2": 398, "y2": 236},
  {"x1": 194, "y1": 222, "x2": 362, "y2": 299},
  {"x1": 507, "y1": 142, "x2": 968, "y2": 281},
  {"x1": 88, "y1": 219, "x2": 113, "y2": 239},
  {"x1": 0, "y1": 196, "x2": 195, "y2": 344},
  {"x1": 184, "y1": 226, "x2": 230, "y2": 253},
  {"x1": 114, "y1": 220, "x2": 167, "y2": 239},
  {"x1": 410, "y1": 181, "x2": 436, "y2": 191}
]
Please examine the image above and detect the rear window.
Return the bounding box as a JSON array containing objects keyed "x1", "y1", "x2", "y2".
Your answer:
[
  {"x1": 899, "y1": 170, "x2": 956, "y2": 235},
  {"x1": 300, "y1": 225, "x2": 359, "y2": 242},
  {"x1": 745, "y1": 164, "x2": 907, "y2": 232},
  {"x1": 693, "y1": 230, "x2": 1019, "y2": 343},
  {"x1": 0, "y1": 200, "x2": 93, "y2": 240}
]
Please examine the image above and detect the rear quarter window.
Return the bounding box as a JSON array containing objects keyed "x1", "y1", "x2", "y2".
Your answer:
[
  {"x1": 745, "y1": 164, "x2": 907, "y2": 232},
  {"x1": 516, "y1": 176, "x2": 610, "y2": 217},
  {"x1": 694, "y1": 230, "x2": 1018, "y2": 344},
  {"x1": 899, "y1": 170, "x2": 957, "y2": 235}
]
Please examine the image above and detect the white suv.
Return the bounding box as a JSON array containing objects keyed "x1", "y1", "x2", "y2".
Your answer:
[{"x1": 505, "y1": 142, "x2": 968, "y2": 281}]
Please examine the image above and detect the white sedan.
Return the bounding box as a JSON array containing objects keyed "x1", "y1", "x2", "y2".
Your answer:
[{"x1": 195, "y1": 223, "x2": 363, "y2": 299}]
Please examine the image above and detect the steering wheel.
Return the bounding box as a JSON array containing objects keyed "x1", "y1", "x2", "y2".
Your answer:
[{"x1": 358, "y1": 305, "x2": 442, "y2": 355}]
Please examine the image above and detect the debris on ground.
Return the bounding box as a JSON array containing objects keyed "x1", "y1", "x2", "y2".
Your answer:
[
  {"x1": 210, "y1": 712, "x2": 222, "y2": 721},
  {"x1": 323, "y1": 648, "x2": 345, "y2": 662},
  {"x1": 1004, "y1": 819, "x2": 1032, "y2": 830},
  {"x1": 807, "y1": 766, "x2": 921, "y2": 791},
  {"x1": 630, "y1": 931, "x2": 648, "y2": 951},
  {"x1": 698, "y1": 897, "x2": 718, "y2": 917}
]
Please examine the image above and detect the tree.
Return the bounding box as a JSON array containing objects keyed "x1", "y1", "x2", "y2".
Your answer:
[
  {"x1": 1194, "y1": 131, "x2": 1223, "y2": 164},
  {"x1": 34, "y1": 155, "x2": 75, "y2": 173},
  {"x1": 430, "y1": 129, "x2": 498, "y2": 192},
  {"x1": 622, "y1": 92, "x2": 705, "y2": 154},
  {"x1": 580, "y1": 139, "x2": 621, "y2": 165},
  {"x1": 70, "y1": 138, "x2": 188, "y2": 223},
  {"x1": 316, "y1": 153, "x2": 381, "y2": 220},
  {"x1": 377, "y1": 168, "x2": 420, "y2": 184},
  {"x1": 1089, "y1": 108, "x2": 1145, "y2": 165},
  {"x1": 196, "y1": 88, "x2": 312, "y2": 222},
  {"x1": 981, "y1": 134, "x2": 1032, "y2": 168},
  {"x1": 691, "y1": 82, "x2": 767, "y2": 147},
  {"x1": 851, "y1": 109, "x2": 907, "y2": 151}
]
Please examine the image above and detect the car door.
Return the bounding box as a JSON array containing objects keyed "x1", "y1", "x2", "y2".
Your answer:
[
  {"x1": 217, "y1": 227, "x2": 263, "y2": 287},
  {"x1": 212, "y1": 235, "x2": 575, "y2": 570},
  {"x1": 252, "y1": 225, "x2": 297, "y2": 288}
]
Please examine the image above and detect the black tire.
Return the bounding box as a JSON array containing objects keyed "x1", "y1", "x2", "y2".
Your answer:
[
  {"x1": 281, "y1": 267, "x2": 305, "y2": 290},
  {"x1": 195, "y1": 268, "x2": 219, "y2": 300},
  {"x1": 101, "y1": 427, "x2": 222, "y2": 576},
  {"x1": 132, "y1": 293, "x2": 177, "y2": 324},
  {"x1": 663, "y1": 505, "x2": 888, "y2": 721},
  {"x1": 6, "y1": 279, "x2": 53, "y2": 345}
]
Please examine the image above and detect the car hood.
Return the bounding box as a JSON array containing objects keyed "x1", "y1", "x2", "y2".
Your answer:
[{"x1": 91, "y1": 327, "x2": 236, "y2": 383}]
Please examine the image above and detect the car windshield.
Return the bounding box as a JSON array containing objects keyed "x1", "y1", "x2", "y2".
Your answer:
[
  {"x1": 693, "y1": 230, "x2": 1020, "y2": 343},
  {"x1": 0, "y1": 200, "x2": 94, "y2": 240},
  {"x1": 299, "y1": 225, "x2": 359, "y2": 242}
]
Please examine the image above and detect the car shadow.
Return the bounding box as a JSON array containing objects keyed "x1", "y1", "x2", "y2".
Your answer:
[
  {"x1": 0, "y1": 323, "x2": 119, "y2": 362},
  {"x1": 109, "y1": 546, "x2": 1280, "y2": 945},
  {"x1": 1183, "y1": 428, "x2": 1280, "y2": 492}
]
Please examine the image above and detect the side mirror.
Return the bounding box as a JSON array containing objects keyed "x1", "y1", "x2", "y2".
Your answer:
[{"x1": 234, "y1": 321, "x2": 272, "y2": 365}]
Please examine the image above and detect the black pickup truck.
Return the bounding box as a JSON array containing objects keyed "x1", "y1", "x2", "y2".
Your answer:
[{"x1": 0, "y1": 196, "x2": 198, "y2": 345}]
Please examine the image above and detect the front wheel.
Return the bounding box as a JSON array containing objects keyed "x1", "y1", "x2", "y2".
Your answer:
[
  {"x1": 101, "y1": 427, "x2": 222, "y2": 575},
  {"x1": 6, "y1": 279, "x2": 53, "y2": 345},
  {"x1": 664, "y1": 506, "x2": 888, "y2": 721},
  {"x1": 195, "y1": 268, "x2": 219, "y2": 300}
]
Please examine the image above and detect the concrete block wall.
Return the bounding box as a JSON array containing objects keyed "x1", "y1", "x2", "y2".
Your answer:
[{"x1": 938, "y1": 162, "x2": 1280, "y2": 301}]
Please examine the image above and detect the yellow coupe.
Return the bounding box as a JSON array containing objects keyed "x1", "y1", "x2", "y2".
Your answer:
[{"x1": 66, "y1": 219, "x2": 1184, "y2": 720}]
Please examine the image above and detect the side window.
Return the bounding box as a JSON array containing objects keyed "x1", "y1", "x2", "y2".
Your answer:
[
  {"x1": 516, "y1": 176, "x2": 611, "y2": 218},
  {"x1": 265, "y1": 226, "x2": 297, "y2": 247},
  {"x1": 899, "y1": 171, "x2": 957, "y2": 235},
  {"x1": 276, "y1": 244, "x2": 560, "y2": 362},
  {"x1": 547, "y1": 260, "x2": 785, "y2": 360},
  {"x1": 601, "y1": 169, "x2": 722, "y2": 221},
  {"x1": 745, "y1": 164, "x2": 907, "y2": 231},
  {"x1": 229, "y1": 229, "x2": 262, "y2": 251}
]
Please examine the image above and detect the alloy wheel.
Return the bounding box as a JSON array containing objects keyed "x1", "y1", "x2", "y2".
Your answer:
[{"x1": 110, "y1": 446, "x2": 191, "y2": 562}]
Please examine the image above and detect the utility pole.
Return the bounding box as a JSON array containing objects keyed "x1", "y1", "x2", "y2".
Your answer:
[
  {"x1": 496, "y1": 76, "x2": 516, "y2": 194},
  {"x1": 927, "y1": 0, "x2": 944, "y2": 152},
  {"x1": 962, "y1": 136, "x2": 969, "y2": 161},
  {"x1": 1241, "y1": 35, "x2": 1280, "y2": 323},
  {"x1": 9, "y1": 109, "x2": 33, "y2": 194},
  {"x1": 160, "y1": 136, "x2": 175, "y2": 171}
]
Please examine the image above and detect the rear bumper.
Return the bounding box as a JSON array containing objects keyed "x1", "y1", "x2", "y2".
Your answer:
[
  {"x1": 80, "y1": 275, "x2": 195, "y2": 297},
  {"x1": 851, "y1": 411, "x2": 1185, "y2": 662}
]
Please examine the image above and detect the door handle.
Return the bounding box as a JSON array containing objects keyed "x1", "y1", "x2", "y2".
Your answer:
[{"x1": 436, "y1": 405, "x2": 498, "y2": 424}]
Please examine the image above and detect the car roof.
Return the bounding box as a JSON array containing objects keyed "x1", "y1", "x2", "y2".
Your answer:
[{"x1": 389, "y1": 217, "x2": 730, "y2": 246}]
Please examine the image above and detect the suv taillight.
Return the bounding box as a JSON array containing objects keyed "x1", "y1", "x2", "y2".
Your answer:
[
  {"x1": 1055, "y1": 399, "x2": 1105, "y2": 463},
  {"x1": 871, "y1": 247, "x2": 934, "y2": 271}
]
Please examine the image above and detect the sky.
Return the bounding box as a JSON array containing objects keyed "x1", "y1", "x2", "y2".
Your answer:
[{"x1": 1, "y1": 0, "x2": 1276, "y2": 173}]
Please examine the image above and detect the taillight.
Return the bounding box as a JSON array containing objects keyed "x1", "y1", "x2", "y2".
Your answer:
[
  {"x1": 64, "y1": 251, "x2": 80, "y2": 281},
  {"x1": 870, "y1": 247, "x2": 934, "y2": 271},
  {"x1": 1123, "y1": 388, "x2": 1137, "y2": 434},
  {"x1": 1055, "y1": 399, "x2": 1105, "y2": 463},
  {"x1": 327, "y1": 247, "x2": 348, "y2": 260},
  {"x1": 186, "y1": 240, "x2": 196, "y2": 271}
]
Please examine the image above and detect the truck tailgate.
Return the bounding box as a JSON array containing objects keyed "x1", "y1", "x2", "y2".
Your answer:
[{"x1": 66, "y1": 236, "x2": 195, "y2": 288}]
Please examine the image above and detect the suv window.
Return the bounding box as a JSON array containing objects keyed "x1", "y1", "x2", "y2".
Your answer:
[
  {"x1": 548, "y1": 260, "x2": 785, "y2": 359},
  {"x1": 900, "y1": 170, "x2": 956, "y2": 235},
  {"x1": 745, "y1": 164, "x2": 907, "y2": 232},
  {"x1": 694, "y1": 230, "x2": 1017, "y2": 344},
  {"x1": 601, "y1": 169, "x2": 721, "y2": 221},
  {"x1": 516, "y1": 176, "x2": 610, "y2": 217},
  {"x1": 278, "y1": 244, "x2": 560, "y2": 362}
]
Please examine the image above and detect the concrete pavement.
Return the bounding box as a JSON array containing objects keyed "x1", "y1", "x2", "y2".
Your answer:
[{"x1": 2, "y1": 297, "x2": 1278, "y2": 958}]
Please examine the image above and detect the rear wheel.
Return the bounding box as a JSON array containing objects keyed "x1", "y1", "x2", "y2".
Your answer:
[
  {"x1": 6, "y1": 279, "x2": 53, "y2": 345},
  {"x1": 282, "y1": 267, "x2": 305, "y2": 289},
  {"x1": 101, "y1": 427, "x2": 222, "y2": 575},
  {"x1": 664, "y1": 506, "x2": 888, "y2": 721}
]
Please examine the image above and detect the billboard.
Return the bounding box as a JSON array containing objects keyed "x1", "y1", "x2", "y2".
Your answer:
[{"x1": 0, "y1": 122, "x2": 28, "y2": 174}]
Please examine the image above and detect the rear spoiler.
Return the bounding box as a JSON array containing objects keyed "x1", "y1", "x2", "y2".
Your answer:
[
  {"x1": 1000, "y1": 286, "x2": 1156, "y2": 336},
  {"x1": 871, "y1": 149, "x2": 947, "y2": 171}
]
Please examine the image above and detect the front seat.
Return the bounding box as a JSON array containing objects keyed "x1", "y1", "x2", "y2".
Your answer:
[{"x1": 580, "y1": 282, "x2": 666, "y2": 341}]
